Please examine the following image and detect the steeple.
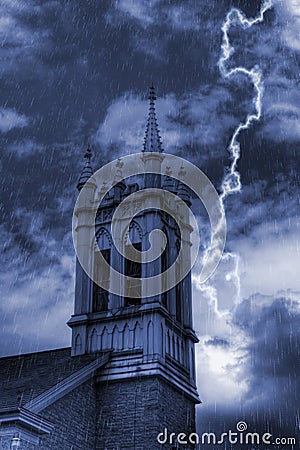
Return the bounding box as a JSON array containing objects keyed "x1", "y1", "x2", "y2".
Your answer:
[
  {"x1": 70, "y1": 96, "x2": 199, "y2": 448},
  {"x1": 77, "y1": 147, "x2": 93, "y2": 191},
  {"x1": 143, "y1": 85, "x2": 163, "y2": 153}
]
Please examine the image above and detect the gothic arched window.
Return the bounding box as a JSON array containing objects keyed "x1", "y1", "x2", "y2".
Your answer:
[
  {"x1": 124, "y1": 222, "x2": 142, "y2": 307},
  {"x1": 93, "y1": 228, "x2": 111, "y2": 312},
  {"x1": 161, "y1": 227, "x2": 169, "y2": 308},
  {"x1": 175, "y1": 239, "x2": 182, "y2": 323}
]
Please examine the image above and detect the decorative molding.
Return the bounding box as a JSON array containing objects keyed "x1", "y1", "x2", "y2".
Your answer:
[
  {"x1": 0, "y1": 408, "x2": 54, "y2": 443},
  {"x1": 96, "y1": 354, "x2": 200, "y2": 403},
  {"x1": 69, "y1": 302, "x2": 198, "y2": 342}
]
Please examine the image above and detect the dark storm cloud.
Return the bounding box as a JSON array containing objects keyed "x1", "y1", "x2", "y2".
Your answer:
[
  {"x1": 223, "y1": 170, "x2": 300, "y2": 242},
  {"x1": 205, "y1": 336, "x2": 230, "y2": 347},
  {"x1": 235, "y1": 293, "x2": 300, "y2": 434},
  {"x1": 197, "y1": 292, "x2": 300, "y2": 448},
  {"x1": 94, "y1": 87, "x2": 241, "y2": 160},
  {"x1": 233, "y1": 294, "x2": 300, "y2": 381}
]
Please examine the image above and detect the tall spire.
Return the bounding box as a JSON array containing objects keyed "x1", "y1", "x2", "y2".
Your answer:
[
  {"x1": 77, "y1": 147, "x2": 93, "y2": 191},
  {"x1": 143, "y1": 85, "x2": 163, "y2": 153}
]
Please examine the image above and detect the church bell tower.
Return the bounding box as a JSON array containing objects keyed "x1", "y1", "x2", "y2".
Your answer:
[{"x1": 68, "y1": 86, "x2": 199, "y2": 449}]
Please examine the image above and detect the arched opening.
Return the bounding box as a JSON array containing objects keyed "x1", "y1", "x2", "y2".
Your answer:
[
  {"x1": 93, "y1": 228, "x2": 111, "y2": 312},
  {"x1": 124, "y1": 222, "x2": 142, "y2": 307},
  {"x1": 161, "y1": 227, "x2": 169, "y2": 309},
  {"x1": 175, "y1": 239, "x2": 182, "y2": 323},
  {"x1": 90, "y1": 328, "x2": 98, "y2": 352},
  {"x1": 75, "y1": 333, "x2": 82, "y2": 353}
]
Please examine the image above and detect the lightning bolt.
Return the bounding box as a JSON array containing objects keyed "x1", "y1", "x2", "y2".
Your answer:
[
  {"x1": 195, "y1": 1, "x2": 273, "y2": 313},
  {"x1": 192, "y1": 274, "x2": 222, "y2": 317},
  {"x1": 219, "y1": 0, "x2": 273, "y2": 200}
]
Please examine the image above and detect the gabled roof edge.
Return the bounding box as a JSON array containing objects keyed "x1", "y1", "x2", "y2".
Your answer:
[
  {"x1": 23, "y1": 352, "x2": 111, "y2": 414},
  {"x1": 0, "y1": 407, "x2": 54, "y2": 435}
]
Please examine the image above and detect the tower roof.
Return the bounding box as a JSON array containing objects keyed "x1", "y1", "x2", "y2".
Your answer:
[
  {"x1": 143, "y1": 85, "x2": 163, "y2": 153},
  {"x1": 77, "y1": 147, "x2": 93, "y2": 191}
]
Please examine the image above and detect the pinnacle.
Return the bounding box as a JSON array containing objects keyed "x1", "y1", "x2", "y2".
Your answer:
[
  {"x1": 143, "y1": 85, "x2": 163, "y2": 153},
  {"x1": 77, "y1": 147, "x2": 94, "y2": 191}
]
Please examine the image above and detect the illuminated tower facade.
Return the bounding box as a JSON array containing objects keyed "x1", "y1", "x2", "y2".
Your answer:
[{"x1": 68, "y1": 87, "x2": 199, "y2": 449}]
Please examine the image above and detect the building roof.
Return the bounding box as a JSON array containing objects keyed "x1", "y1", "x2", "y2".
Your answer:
[{"x1": 0, "y1": 347, "x2": 107, "y2": 412}]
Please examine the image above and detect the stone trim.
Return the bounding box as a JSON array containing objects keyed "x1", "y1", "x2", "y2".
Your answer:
[
  {"x1": 96, "y1": 355, "x2": 200, "y2": 403},
  {"x1": 0, "y1": 407, "x2": 54, "y2": 443}
]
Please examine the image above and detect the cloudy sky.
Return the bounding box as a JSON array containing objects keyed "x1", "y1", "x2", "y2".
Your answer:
[{"x1": 1, "y1": 0, "x2": 299, "y2": 447}]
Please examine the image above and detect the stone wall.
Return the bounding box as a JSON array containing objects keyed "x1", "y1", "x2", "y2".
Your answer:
[
  {"x1": 39, "y1": 378, "x2": 97, "y2": 450},
  {"x1": 0, "y1": 374, "x2": 196, "y2": 450},
  {"x1": 96, "y1": 376, "x2": 196, "y2": 450}
]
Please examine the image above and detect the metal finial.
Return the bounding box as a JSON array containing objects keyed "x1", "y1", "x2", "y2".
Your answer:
[{"x1": 84, "y1": 147, "x2": 92, "y2": 159}]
